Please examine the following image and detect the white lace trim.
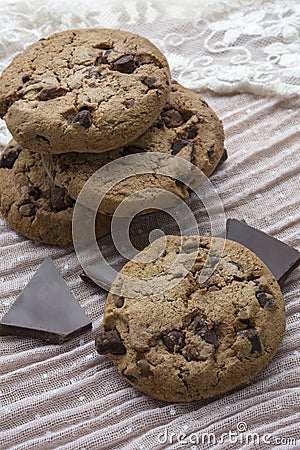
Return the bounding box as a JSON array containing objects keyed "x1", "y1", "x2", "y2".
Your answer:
[{"x1": 0, "y1": 0, "x2": 299, "y2": 100}]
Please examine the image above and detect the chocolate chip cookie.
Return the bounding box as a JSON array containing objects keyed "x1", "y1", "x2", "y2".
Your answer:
[
  {"x1": 0, "y1": 141, "x2": 111, "y2": 246},
  {"x1": 42, "y1": 82, "x2": 225, "y2": 216},
  {"x1": 0, "y1": 28, "x2": 171, "y2": 154},
  {"x1": 96, "y1": 235, "x2": 285, "y2": 402}
]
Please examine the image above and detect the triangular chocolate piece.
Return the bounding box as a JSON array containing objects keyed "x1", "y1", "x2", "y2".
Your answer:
[
  {"x1": 0, "y1": 257, "x2": 92, "y2": 344},
  {"x1": 226, "y1": 219, "x2": 300, "y2": 284}
]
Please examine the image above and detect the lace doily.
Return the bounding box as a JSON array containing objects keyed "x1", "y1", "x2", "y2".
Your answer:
[{"x1": 0, "y1": 0, "x2": 299, "y2": 144}]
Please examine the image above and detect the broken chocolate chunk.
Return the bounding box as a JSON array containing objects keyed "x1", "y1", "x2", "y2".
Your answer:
[
  {"x1": 137, "y1": 359, "x2": 153, "y2": 377},
  {"x1": 123, "y1": 373, "x2": 137, "y2": 382},
  {"x1": 113, "y1": 295, "x2": 124, "y2": 308},
  {"x1": 237, "y1": 328, "x2": 263, "y2": 354},
  {"x1": 95, "y1": 329, "x2": 126, "y2": 355},
  {"x1": 226, "y1": 218, "x2": 300, "y2": 285},
  {"x1": 27, "y1": 187, "x2": 41, "y2": 200},
  {"x1": 0, "y1": 257, "x2": 92, "y2": 344},
  {"x1": 36, "y1": 135, "x2": 50, "y2": 144},
  {"x1": 101, "y1": 48, "x2": 113, "y2": 64},
  {"x1": 71, "y1": 110, "x2": 92, "y2": 129},
  {"x1": 113, "y1": 55, "x2": 135, "y2": 74},
  {"x1": 187, "y1": 345, "x2": 198, "y2": 360},
  {"x1": 22, "y1": 73, "x2": 31, "y2": 83},
  {"x1": 162, "y1": 330, "x2": 185, "y2": 352},
  {"x1": 171, "y1": 139, "x2": 194, "y2": 156},
  {"x1": 193, "y1": 317, "x2": 219, "y2": 349},
  {"x1": 256, "y1": 291, "x2": 274, "y2": 308},
  {"x1": 162, "y1": 109, "x2": 184, "y2": 128},
  {"x1": 37, "y1": 86, "x2": 67, "y2": 101},
  {"x1": 123, "y1": 145, "x2": 145, "y2": 155},
  {"x1": 187, "y1": 124, "x2": 198, "y2": 139},
  {"x1": 142, "y1": 77, "x2": 157, "y2": 88},
  {"x1": 155, "y1": 118, "x2": 165, "y2": 128},
  {"x1": 50, "y1": 187, "x2": 74, "y2": 212},
  {"x1": 19, "y1": 203, "x2": 36, "y2": 217},
  {"x1": 0, "y1": 148, "x2": 19, "y2": 169},
  {"x1": 124, "y1": 99, "x2": 135, "y2": 108},
  {"x1": 207, "y1": 145, "x2": 215, "y2": 159}
]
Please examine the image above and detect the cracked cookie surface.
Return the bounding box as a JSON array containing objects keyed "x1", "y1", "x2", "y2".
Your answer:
[
  {"x1": 0, "y1": 140, "x2": 111, "y2": 246},
  {"x1": 42, "y1": 82, "x2": 225, "y2": 215},
  {"x1": 96, "y1": 235, "x2": 285, "y2": 402},
  {"x1": 0, "y1": 28, "x2": 171, "y2": 154}
]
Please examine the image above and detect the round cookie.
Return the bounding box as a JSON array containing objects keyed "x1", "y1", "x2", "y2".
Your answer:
[
  {"x1": 42, "y1": 82, "x2": 225, "y2": 216},
  {"x1": 96, "y1": 235, "x2": 285, "y2": 402},
  {"x1": 0, "y1": 28, "x2": 171, "y2": 154},
  {"x1": 0, "y1": 141, "x2": 111, "y2": 246}
]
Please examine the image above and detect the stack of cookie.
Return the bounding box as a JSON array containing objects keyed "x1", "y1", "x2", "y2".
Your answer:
[{"x1": 0, "y1": 28, "x2": 225, "y2": 246}]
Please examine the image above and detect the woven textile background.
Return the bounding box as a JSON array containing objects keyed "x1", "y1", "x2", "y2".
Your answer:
[{"x1": 0, "y1": 1, "x2": 299, "y2": 449}]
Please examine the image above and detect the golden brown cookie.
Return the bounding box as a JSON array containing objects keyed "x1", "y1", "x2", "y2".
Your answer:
[
  {"x1": 0, "y1": 29, "x2": 171, "y2": 154},
  {"x1": 42, "y1": 82, "x2": 225, "y2": 216},
  {"x1": 0, "y1": 141, "x2": 111, "y2": 246},
  {"x1": 96, "y1": 235, "x2": 285, "y2": 402}
]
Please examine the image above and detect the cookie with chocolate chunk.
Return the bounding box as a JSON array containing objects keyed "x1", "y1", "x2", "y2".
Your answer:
[
  {"x1": 43, "y1": 82, "x2": 225, "y2": 216},
  {"x1": 96, "y1": 235, "x2": 285, "y2": 402},
  {"x1": 0, "y1": 28, "x2": 171, "y2": 154},
  {"x1": 0, "y1": 141, "x2": 111, "y2": 246}
]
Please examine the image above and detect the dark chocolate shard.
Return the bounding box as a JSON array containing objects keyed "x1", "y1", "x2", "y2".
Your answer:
[
  {"x1": 124, "y1": 99, "x2": 135, "y2": 108},
  {"x1": 193, "y1": 317, "x2": 219, "y2": 349},
  {"x1": 95, "y1": 329, "x2": 126, "y2": 355},
  {"x1": 101, "y1": 48, "x2": 113, "y2": 64},
  {"x1": 19, "y1": 203, "x2": 36, "y2": 217},
  {"x1": 226, "y1": 219, "x2": 300, "y2": 285},
  {"x1": 113, "y1": 55, "x2": 135, "y2": 74},
  {"x1": 207, "y1": 145, "x2": 214, "y2": 159},
  {"x1": 162, "y1": 109, "x2": 184, "y2": 128},
  {"x1": 50, "y1": 187, "x2": 74, "y2": 212},
  {"x1": 0, "y1": 257, "x2": 91, "y2": 344},
  {"x1": 72, "y1": 110, "x2": 92, "y2": 129},
  {"x1": 36, "y1": 135, "x2": 50, "y2": 144},
  {"x1": 171, "y1": 139, "x2": 194, "y2": 156},
  {"x1": 22, "y1": 74, "x2": 31, "y2": 83},
  {"x1": 187, "y1": 124, "x2": 198, "y2": 139},
  {"x1": 162, "y1": 330, "x2": 185, "y2": 352},
  {"x1": 237, "y1": 328, "x2": 263, "y2": 354},
  {"x1": 123, "y1": 372, "x2": 137, "y2": 382},
  {"x1": 137, "y1": 359, "x2": 153, "y2": 377},
  {"x1": 256, "y1": 291, "x2": 274, "y2": 308},
  {"x1": 142, "y1": 77, "x2": 157, "y2": 88},
  {"x1": 27, "y1": 187, "x2": 41, "y2": 200},
  {"x1": 0, "y1": 147, "x2": 20, "y2": 169},
  {"x1": 37, "y1": 86, "x2": 67, "y2": 101}
]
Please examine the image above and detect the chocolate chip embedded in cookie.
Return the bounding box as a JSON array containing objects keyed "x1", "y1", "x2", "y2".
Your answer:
[
  {"x1": 96, "y1": 235, "x2": 285, "y2": 402},
  {"x1": 42, "y1": 82, "x2": 225, "y2": 216},
  {"x1": 0, "y1": 28, "x2": 171, "y2": 154},
  {"x1": 0, "y1": 140, "x2": 111, "y2": 246}
]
